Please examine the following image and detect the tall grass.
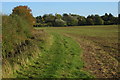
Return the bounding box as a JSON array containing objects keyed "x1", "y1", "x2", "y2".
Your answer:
[
  {"x1": 2, "y1": 15, "x2": 32, "y2": 58},
  {"x1": 2, "y1": 14, "x2": 40, "y2": 78}
]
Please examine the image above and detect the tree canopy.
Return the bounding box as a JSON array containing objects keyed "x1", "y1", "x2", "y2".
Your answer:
[
  {"x1": 12, "y1": 6, "x2": 35, "y2": 25},
  {"x1": 35, "y1": 13, "x2": 118, "y2": 27}
]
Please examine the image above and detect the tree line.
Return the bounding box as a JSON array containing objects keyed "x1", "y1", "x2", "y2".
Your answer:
[{"x1": 34, "y1": 13, "x2": 118, "y2": 27}]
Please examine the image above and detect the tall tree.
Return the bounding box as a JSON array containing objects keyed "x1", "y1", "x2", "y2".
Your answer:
[
  {"x1": 55, "y1": 13, "x2": 62, "y2": 19},
  {"x1": 43, "y1": 14, "x2": 55, "y2": 26},
  {"x1": 63, "y1": 13, "x2": 78, "y2": 26},
  {"x1": 54, "y1": 19, "x2": 67, "y2": 27},
  {"x1": 86, "y1": 15, "x2": 94, "y2": 25},
  {"x1": 78, "y1": 16, "x2": 87, "y2": 25},
  {"x1": 12, "y1": 6, "x2": 35, "y2": 25},
  {"x1": 101, "y1": 13, "x2": 116, "y2": 25},
  {"x1": 36, "y1": 16, "x2": 43, "y2": 23},
  {"x1": 94, "y1": 15, "x2": 104, "y2": 25}
]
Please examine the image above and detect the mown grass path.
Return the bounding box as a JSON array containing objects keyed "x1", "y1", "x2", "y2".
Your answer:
[{"x1": 16, "y1": 32, "x2": 92, "y2": 78}]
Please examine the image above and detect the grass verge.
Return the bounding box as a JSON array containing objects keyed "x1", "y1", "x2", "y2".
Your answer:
[{"x1": 16, "y1": 32, "x2": 93, "y2": 78}]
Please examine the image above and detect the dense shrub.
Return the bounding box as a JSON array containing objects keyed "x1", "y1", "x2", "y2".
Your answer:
[{"x1": 2, "y1": 15, "x2": 32, "y2": 58}]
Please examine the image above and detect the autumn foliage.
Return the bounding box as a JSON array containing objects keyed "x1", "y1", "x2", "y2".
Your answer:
[
  {"x1": 12, "y1": 6, "x2": 35, "y2": 25},
  {"x1": 2, "y1": 6, "x2": 35, "y2": 58}
]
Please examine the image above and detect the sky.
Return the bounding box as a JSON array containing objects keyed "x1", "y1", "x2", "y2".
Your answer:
[
  {"x1": 2, "y1": 2, "x2": 118, "y2": 17},
  {"x1": 1, "y1": 0, "x2": 119, "y2": 2}
]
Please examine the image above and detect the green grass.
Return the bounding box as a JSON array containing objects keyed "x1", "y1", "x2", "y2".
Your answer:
[
  {"x1": 35, "y1": 25, "x2": 119, "y2": 78},
  {"x1": 42, "y1": 25, "x2": 118, "y2": 56},
  {"x1": 16, "y1": 32, "x2": 93, "y2": 78},
  {"x1": 3, "y1": 23, "x2": 118, "y2": 78},
  {"x1": 2, "y1": 15, "x2": 38, "y2": 78},
  {"x1": 41, "y1": 25, "x2": 118, "y2": 37},
  {"x1": 2, "y1": 15, "x2": 33, "y2": 58}
]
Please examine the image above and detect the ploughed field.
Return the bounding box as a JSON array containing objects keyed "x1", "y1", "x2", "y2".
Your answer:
[{"x1": 16, "y1": 25, "x2": 119, "y2": 78}]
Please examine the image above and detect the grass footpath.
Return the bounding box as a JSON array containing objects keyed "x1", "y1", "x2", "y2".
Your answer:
[{"x1": 16, "y1": 32, "x2": 93, "y2": 78}]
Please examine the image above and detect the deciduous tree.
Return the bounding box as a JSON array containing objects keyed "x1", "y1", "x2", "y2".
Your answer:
[{"x1": 12, "y1": 6, "x2": 35, "y2": 25}]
